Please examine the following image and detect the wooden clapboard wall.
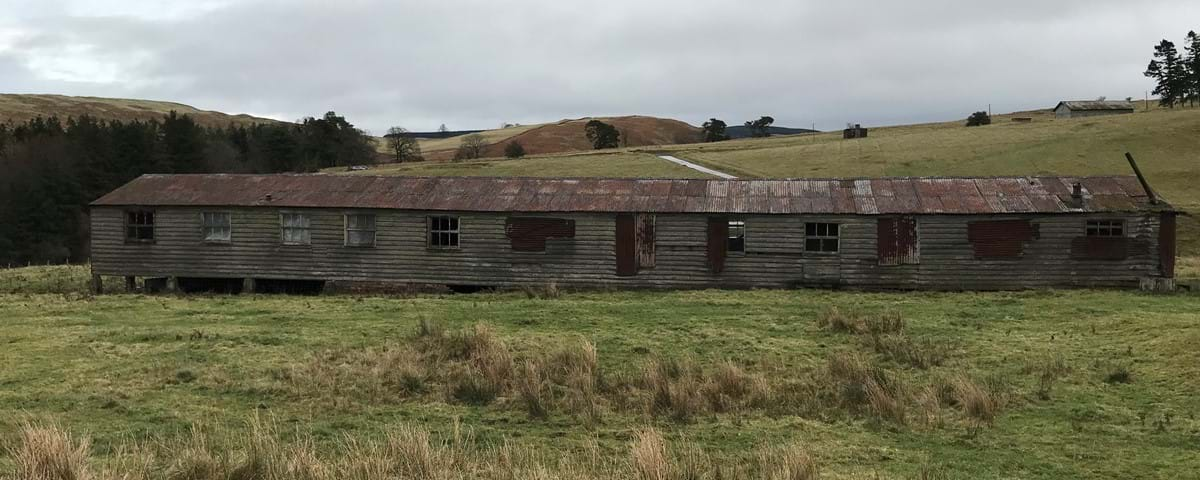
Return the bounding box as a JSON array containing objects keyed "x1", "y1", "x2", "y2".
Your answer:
[{"x1": 90, "y1": 206, "x2": 1168, "y2": 290}]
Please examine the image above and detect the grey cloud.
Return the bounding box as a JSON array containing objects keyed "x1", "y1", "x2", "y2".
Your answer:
[{"x1": 4, "y1": 0, "x2": 1199, "y2": 133}]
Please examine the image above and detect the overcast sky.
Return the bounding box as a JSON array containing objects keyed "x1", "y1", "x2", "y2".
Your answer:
[{"x1": 2, "y1": 0, "x2": 1198, "y2": 134}]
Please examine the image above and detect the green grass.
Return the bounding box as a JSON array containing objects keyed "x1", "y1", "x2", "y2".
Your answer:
[
  {"x1": 338, "y1": 150, "x2": 711, "y2": 178},
  {"x1": 1, "y1": 265, "x2": 1198, "y2": 478}
]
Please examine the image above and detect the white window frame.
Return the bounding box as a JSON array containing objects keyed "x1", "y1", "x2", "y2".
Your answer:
[
  {"x1": 280, "y1": 212, "x2": 312, "y2": 245},
  {"x1": 727, "y1": 219, "x2": 746, "y2": 253},
  {"x1": 344, "y1": 213, "x2": 377, "y2": 247},
  {"x1": 201, "y1": 211, "x2": 232, "y2": 243},
  {"x1": 427, "y1": 215, "x2": 460, "y2": 249},
  {"x1": 804, "y1": 222, "x2": 840, "y2": 253}
]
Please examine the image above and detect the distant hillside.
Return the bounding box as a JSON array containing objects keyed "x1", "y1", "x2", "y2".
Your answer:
[
  {"x1": 0, "y1": 94, "x2": 281, "y2": 127},
  {"x1": 724, "y1": 125, "x2": 819, "y2": 138},
  {"x1": 421, "y1": 116, "x2": 702, "y2": 161}
]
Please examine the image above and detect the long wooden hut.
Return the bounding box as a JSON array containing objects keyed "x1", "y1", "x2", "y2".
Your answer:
[{"x1": 88, "y1": 174, "x2": 1178, "y2": 292}]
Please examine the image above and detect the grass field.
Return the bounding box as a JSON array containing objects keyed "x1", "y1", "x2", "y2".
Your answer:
[
  {"x1": 349, "y1": 105, "x2": 1200, "y2": 256},
  {"x1": 0, "y1": 94, "x2": 279, "y2": 127},
  {"x1": 340, "y1": 150, "x2": 710, "y2": 178},
  {"x1": 1, "y1": 265, "x2": 1199, "y2": 479}
]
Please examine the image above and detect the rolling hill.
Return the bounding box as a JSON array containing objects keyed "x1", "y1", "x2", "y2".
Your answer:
[
  {"x1": 415, "y1": 115, "x2": 702, "y2": 161},
  {"x1": 0, "y1": 94, "x2": 281, "y2": 127}
]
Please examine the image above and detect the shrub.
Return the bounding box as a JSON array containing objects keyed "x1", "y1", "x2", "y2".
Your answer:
[
  {"x1": 966, "y1": 111, "x2": 991, "y2": 127},
  {"x1": 504, "y1": 140, "x2": 526, "y2": 159}
]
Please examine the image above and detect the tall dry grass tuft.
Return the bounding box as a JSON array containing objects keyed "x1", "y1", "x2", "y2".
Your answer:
[
  {"x1": 951, "y1": 375, "x2": 1000, "y2": 434},
  {"x1": 520, "y1": 282, "x2": 562, "y2": 299},
  {"x1": 8, "y1": 421, "x2": 94, "y2": 480},
  {"x1": 760, "y1": 443, "x2": 819, "y2": 480},
  {"x1": 864, "y1": 376, "x2": 907, "y2": 425},
  {"x1": 630, "y1": 428, "x2": 670, "y2": 480},
  {"x1": 869, "y1": 334, "x2": 945, "y2": 369},
  {"x1": 642, "y1": 357, "x2": 706, "y2": 423},
  {"x1": 863, "y1": 311, "x2": 905, "y2": 335},
  {"x1": 517, "y1": 360, "x2": 551, "y2": 419},
  {"x1": 816, "y1": 306, "x2": 857, "y2": 332}
]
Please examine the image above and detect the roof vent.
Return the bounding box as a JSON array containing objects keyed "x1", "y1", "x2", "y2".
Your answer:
[
  {"x1": 1071, "y1": 183, "x2": 1083, "y2": 208},
  {"x1": 265, "y1": 193, "x2": 273, "y2": 202}
]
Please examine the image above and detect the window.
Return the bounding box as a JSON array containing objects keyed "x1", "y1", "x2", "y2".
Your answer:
[
  {"x1": 805, "y1": 222, "x2": 839, "y2": 253},
  {"x1": 125, "y1": 211, "x2": 155, "y2": 242},
  {"x1": 280, "y1": 213, "x2": 311, "y2": 245},
  {"x1": 428, "y1": 215, "x2": 460, "y2": 248},
  {"x1": 345, "y1": 214, "x2": 377, "y2": 247},
  {"x1": 1086, "y1": 220, "x2": 1124, "y2": 237},
  {"x1": 727, "y1": 220, "x2": 746, "y2": 253},
  {"x1": 202, "y1": 212, "x2": 231, "y2": 242}
]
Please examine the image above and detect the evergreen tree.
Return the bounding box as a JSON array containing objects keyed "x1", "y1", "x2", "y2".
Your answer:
[
  {"x1": 1184, "y1": 30, "x2": 1200, "y2": 107},
  {"x1": 744, "y1": 116, "x2": 775, "y2": 137},
  {"x1": 1145, "y1": 39, "x2": 1187, "y2": 108},
  {"x1": 584, "y1": 120, "x2": 620, "y2": 149},
  {"x1": 701, "y1": 118, "x2": 729, "y2": 142},
  {"x1": 966, "y1": 111, "x2": 991, "y2": 127}
]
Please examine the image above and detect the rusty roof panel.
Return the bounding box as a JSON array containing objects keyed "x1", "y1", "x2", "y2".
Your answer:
[{"x1": 91, "y1": 174, "x2": 1171, "y2": 215}]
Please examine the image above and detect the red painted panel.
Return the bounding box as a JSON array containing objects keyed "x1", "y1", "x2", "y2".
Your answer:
[
  {"x1": 878, "y1": 217, "x2": 919, "y2": 266},
  {"x1": 706, "y1": 217, "x2": 728, "y2": 274},
  {"x1": 615, "y1": 214, "x2": 637, "y2": 276},
  {"x1": 1161, "y1": 212, "x2": 1177, "y2": 278},
  {"x1": 967, "y1": 220, "x2": 1035, "y2": 258}
]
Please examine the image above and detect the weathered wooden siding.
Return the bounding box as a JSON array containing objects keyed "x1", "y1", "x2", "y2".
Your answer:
[{"x1": 90, "y1": 206, "x2": 1166, "y2": 290}]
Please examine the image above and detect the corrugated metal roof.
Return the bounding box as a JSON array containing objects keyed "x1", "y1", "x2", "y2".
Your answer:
[
  {"x1": 90, "y1": 173, "x2": 1173, "y2": 215},
  {"x1": 1055, "y1": 101, "x2": 1136, "y2": 111}
]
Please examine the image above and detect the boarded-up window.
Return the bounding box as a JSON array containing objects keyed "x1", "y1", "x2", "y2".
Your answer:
[
  {"x1": 877, "y1": 217, "x2": 918, "y2": 265},
  {"x1": 280, "y1": 213, "x2": 311, "y2": 245},
  {"x1": 505, "y1": 217, "x2": 575, "y2": 252},
  {"x1": 615, "y1": 214, "x2": 637, "y2": 276},
  {"x1": 636, "y1": 214, "x2": 656, "y2": 268},
  {"x1": 706, "y1": 217, "x2": 728, "y2": 274},
  {"x1": 966, "y1": 220, "x2": 1035, "y2": 258},
  {"x1": 1072, "y1": 219, "x2": 1134, "y2": 260}
]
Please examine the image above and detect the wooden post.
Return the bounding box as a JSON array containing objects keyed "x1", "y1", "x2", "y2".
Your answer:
[
  {"x1": 322, "y1": 280, "x2": 336, "y2": 295},
  {"x1": 242, "y1": 278, "x2": 256, "y2": 294},
  {"x1": 167, "y1": 276, "x2": 179, "y2": 293},
  {"x1": 124, "y1": 276, "x2": 136, "y2": 292},
  {"x1": 91, "y1": 274, "x2": 103, "y2": 295}
]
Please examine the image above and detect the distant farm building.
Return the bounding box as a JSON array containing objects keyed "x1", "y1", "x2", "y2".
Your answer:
[
  {"x1": 843, "y1": 124, "x2": 868, "y2": 139},
  {"x1": 89, "y1": 173, "x2": 1177, "y2": 292},
  {"x1": 1054, "y1": 101, "x2": 1135, "y2": 119}
]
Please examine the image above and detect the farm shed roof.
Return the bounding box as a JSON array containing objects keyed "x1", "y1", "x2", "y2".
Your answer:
[
  {"x1": 91, "y1": 174, "x2": 1172, "y2": 215},
  {"x1": 1055, "y1": 101, "x2": 1135, "y2": 111}
]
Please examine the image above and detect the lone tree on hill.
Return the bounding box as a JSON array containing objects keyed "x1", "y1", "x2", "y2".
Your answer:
[
  {"x1": 584, "y1": 120, "x2": 621, "y2": 149},
  {"x1": 744, "y1": 116, "x2": 774, "y2": 137},
  {"x1": 385, "y1": 127, "x2": 422, "y2": 163},
  {"x1": 437, "y1": 124, "x2": 450, "y2": 137},
  {"x1": 1145, "y1": 39, "x2": 1188, "y2": 108},
  {"x1": 965, "y1": 111, "x2": 991, "y2": 127},
  {"x1": 504, "y1": 140, "x2": 526, "y2": 158},
  {"x1": 454, "y1": 134, "x2": 487, "y2": 161},
  {"x1": 701, "y1": 118, "x2": 729, "y2": 142}
]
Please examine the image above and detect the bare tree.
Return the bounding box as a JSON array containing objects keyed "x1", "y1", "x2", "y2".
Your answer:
[
  {"x1": 454, "y1": 134, "x2": 487, "y2": 161},
  {"x1": 385, "y1": 126, "x2": 422, "y2": 163}
]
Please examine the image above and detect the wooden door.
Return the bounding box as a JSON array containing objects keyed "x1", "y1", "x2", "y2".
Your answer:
[{"x1": 615, "y1": 214, "x2": 637, "y2": 276}]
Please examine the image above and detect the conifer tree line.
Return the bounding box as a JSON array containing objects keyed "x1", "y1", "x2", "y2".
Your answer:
[
  {"x1": 1144, "y1": 30, "x2": 1200, "y2": 108},
  {"x1": 0, "y1": 111, "x2": 377, "y2": 266}
]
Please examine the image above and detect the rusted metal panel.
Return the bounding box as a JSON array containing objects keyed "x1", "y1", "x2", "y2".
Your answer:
[
  {"x1": 877, "y1": 217, "x2": 918, "y2": 266},
  {"x1": 505, "y1": 217, "x2": 576, "y2": 252},
  {"x1": 1160, "y1": 212, "x2": 1176, "y2": 278},
  {"x1": 706, "y1": 217, "x2": 727, "y2": 274},
  {"x1": 91, "y1": 174, "x2": 1172, "y2": 215},
  {"x1": 635, "y1": 214, "x2": 656, "y2": 269},
  {"x1": 967, "y1": 220, "x2": 1036, "y2": 258},
  {"x1": 1070, "y1": 237, "x2": 1130, "y2": 260},
  {"x1": 615, "y1": 214, "x2": 637, "y2": 276}
]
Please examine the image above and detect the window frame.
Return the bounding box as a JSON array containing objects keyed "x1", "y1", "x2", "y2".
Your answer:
[
  {"x1": 200, "y1": 211, "x2": 232, "y2": 244},
  {"x1": 427, "y1": 215, "x2": 461, "y2": 250},
  {"x1": 804, "y1": 222, "x2": 840, "y2": 254},
  {"x1": 124, "y1": 210, "x2": 156, "y2": 244},
  {"x1": 727, "y1": 219, "x2": 746, "y2": 254},
  {"x1": 279, "y1": 212, "x2": 312, "y2": 246},
  {"x1": 343, "y1": 213, "x2": 378, "y2": 248},
  {"x1": 1085, "y1": 219, "x2": 1125, "y2": 238}
]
